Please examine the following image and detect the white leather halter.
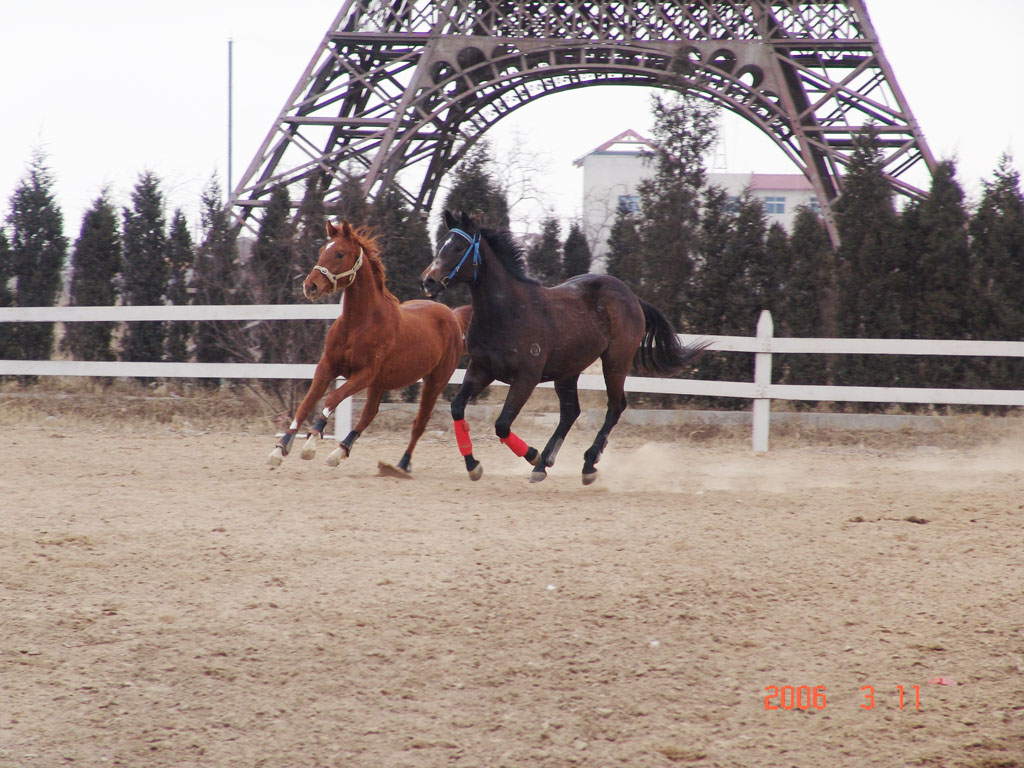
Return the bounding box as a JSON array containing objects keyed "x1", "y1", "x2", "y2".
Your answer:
[{"x1": 314, "y1": 246, "x2": 364, "y2": 291}]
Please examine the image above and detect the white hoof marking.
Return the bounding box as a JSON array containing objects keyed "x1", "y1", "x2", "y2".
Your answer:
[
  {"x1": 325, "y1": 446, "x2": 347, "y2": 467},
  {"x1": 300, "y1": 433, "x2": 319, "y2": 460}
]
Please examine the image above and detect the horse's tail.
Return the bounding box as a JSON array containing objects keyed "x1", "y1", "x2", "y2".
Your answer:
[
  {"x1": 452, "y1": 304, "x2": 473, "y2": 355},
  {"x1": 633, "y1": 298, "x2": 711, "y2": 376}
]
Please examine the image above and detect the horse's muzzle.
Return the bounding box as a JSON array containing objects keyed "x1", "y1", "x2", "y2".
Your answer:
[
  {"x1": 303, "y1": 276, "x2": 330, "y2": 301},
  {"x1": 420, "y1": 276, "x2": 445, "y2": 299}
]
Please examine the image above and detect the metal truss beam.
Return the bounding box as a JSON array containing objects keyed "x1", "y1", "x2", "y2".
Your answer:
[{"x1": 231, "y1": 1, "x2": 935, "y2": 244}]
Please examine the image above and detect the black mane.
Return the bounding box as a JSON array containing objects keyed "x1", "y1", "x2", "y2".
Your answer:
[{"x1": 480, "y1": 227, "x2": 541, "y2": 285}]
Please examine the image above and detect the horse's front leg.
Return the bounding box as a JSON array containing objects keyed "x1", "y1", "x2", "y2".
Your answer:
[
  {"x1": 450, "y1": 363, "x2": 494, "y2": 481},
  {"x1": 494, "y1": 375, "x2": 543, "y2": 479},
  {"x1": 268, "y1": 359, "x2": 338, "y2": 466},
  {"x1": 295, "y1": 371, "x2": 375, "y2": 466}
]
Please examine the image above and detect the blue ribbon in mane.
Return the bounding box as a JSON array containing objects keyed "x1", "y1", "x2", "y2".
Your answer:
[{"x1": 442, "y1": 228, "x2": 481, "y2": 286}]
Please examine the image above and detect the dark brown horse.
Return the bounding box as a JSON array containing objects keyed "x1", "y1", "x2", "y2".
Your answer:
[
  {"x1": 420, "y1": 210, "x2": 708, "y2": 485},
  {"x1": 268, "y1": 220, "x2": 470, "y2": 476}
]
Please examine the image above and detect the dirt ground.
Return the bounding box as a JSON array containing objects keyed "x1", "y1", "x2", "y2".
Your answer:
[{"x1": 2, "y1": 385, "x2": 1024, "y2": 768}]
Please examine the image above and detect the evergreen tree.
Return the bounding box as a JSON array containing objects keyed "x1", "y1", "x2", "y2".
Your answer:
[
  {"x1": 250, "y1": 185, "x2": 297, "y2": 306},
  {"x1": 688, "y1": 189, "x2": 764, "y2": 399},
  {"x1": 899, "y1": 159, "x2": 971, "y2": 398},
  {"x1": 759, "y1": 221, "x2": 789, "y2": 316},
  {"x1": 786, "y1": 205, "x2": 836, "y2": 336},
  {"x1": 370, "y1": 184, "x2": 433, "y2": 303},
  {"x1": 967, "y1": 153, "x2": 1024, "y2": 393},
  {"x1": 437, "y1": 139, "x2": 510, "y2": 235},
  {"x1": 527, "y1": 216, "x2": 563, "y2": 285},
  {"x1": 908, "y1": 160, "x2": 970, "y2": 339},
  {"x1": 635, "y1": 90, "x2": 717, "y2": 326},
  {"x1": 731, "y1": 193, "x2": 771, "y2": 314},
  {"x1": 120, "y1": 171, "x2": 168, "y2": 365},
  {"x1": 604, "y1": 200, "x2": 643, "y2": 294},
  {"x1": 164, "y1": 209, "x2": 194, "y2": 362},
  {"x1": 330, "y1": 170, "x2": 371, "y2": 229},
  {"x1": 241, "y1": 183, "x2": 307, "y2": 408},
  {"x1": 0, "y1": 228, "x2": 15, "y2": 361},
  {"x1": 832, "y1": 132, "x2": 904, "y2": 402},
  {"x1": 780, "y1": 204, "x2": 835, "y2": 392},
  {"x1": 190, "y1": 177, "x2": 241, "y2": 366},
  {"x1": 63, "y1": 192, "x2": 121, "y2": 362},
  {"x1": 6, "y1": 151, "x2": 68, "y2": 365},
  {"x1": 562, "y1": 221, "x2": 592, "y2": 277},
  {"x1": 687, "y1": 184, "x2": 736, "y2": 340},
  {"x1": 271, "y1": 174, "x2": 330, "y2": 405},
  {"x1": 688, "y1": 188, "x2": 745, "y2": 331},
  {"x1": 293, "y1": 173, "x2": 329, "y2": 299}
]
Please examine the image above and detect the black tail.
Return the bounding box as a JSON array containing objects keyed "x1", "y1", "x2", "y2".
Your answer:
[{"x1": 633, "y1": 299, "x2": 711, "y2": 376}]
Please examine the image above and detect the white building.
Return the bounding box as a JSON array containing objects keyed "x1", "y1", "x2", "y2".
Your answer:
[{"x1": 575, "y1": 129, "x2": 817, "y2": 263}]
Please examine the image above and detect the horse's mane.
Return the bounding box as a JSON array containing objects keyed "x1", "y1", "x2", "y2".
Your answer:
[
  {"x1": 347, "y1": 225, "x2": 395, "y2": 299},
  {"x1": 479, "y1": 227, "x2": 540, "y2": 285}
]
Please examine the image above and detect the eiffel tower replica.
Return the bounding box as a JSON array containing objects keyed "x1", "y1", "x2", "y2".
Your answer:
[{"x1": 230, "y1": 1, "x2": 935, "y2": 243}]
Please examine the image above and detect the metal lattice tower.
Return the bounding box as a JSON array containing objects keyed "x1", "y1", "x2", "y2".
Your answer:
[{"x1": 230, "y1": 1, "x2": 935, "y2": 243}]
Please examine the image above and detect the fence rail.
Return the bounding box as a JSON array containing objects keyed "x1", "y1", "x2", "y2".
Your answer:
[{"x1": 2, "y1": 305, "x2": 1022, "y2": 452}]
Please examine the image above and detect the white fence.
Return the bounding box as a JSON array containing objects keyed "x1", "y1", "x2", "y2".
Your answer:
[{"x1": 2, "y1": 305, "x2": 1023, "y2": 452}]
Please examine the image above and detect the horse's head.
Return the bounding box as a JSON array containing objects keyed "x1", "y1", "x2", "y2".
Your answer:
[
  {"x1": 420, "y1": 210, "x2": 482, "y2": 299},
  {"x1": 303, "y1": 220, "x2": 366, "y2": 300}
]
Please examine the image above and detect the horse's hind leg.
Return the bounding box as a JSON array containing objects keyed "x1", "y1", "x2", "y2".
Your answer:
[
  {"x1": 531, "y1": 376, "x2": 581, "y2": 483},
  {"x1": 323, "y1": 386, "x2": 384, "y2": 467},
  {"x1": 582, "y1": 368, "x2": 628, "y2": 486},
  {"x1": 393, "y1": 370, "x2": 448, "y2": 474}
]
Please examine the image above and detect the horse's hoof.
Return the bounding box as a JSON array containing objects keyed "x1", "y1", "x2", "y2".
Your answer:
[
  {"x1": 299, "y1": 434, "x2": 319, "y2": 460},
  {"x1": 267, "y1": 446, "x2": 284, "y2": 466},
  {"x1": 325, "y1": 446, "x2": 348, "y2": 467},
  {"x1": 582, "y1": 471, "x2": 598, "y2": 486},
  {"x1": 525, "y1": 447, "x2": 541, "y2": 466},
  {"x1": 530, "y1": 468, "x2": 547, "y2": 483},
  {"x1": 468, "y1": 463, "x2": 483, "y2": 481}
]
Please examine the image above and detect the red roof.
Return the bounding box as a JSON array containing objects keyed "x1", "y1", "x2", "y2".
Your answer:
[
  {"x1": 573, "y1": 129, "x2": 654, "y2": 167},
  {"x1": 747, "y1": 173, "x2": 814, "y2": 191}
]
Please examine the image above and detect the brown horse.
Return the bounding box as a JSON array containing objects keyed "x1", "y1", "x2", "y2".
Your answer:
[
  {"x1": 268, "y1": 220, "x2": 471, "y2": 476},
  {"x1": 421, "y1": 210, "x2": 708, "y2": 485}
]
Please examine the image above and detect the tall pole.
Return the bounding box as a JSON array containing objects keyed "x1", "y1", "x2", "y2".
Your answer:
[{"x1": 227, "y1": 38, "x2": 233, "y2": 202}]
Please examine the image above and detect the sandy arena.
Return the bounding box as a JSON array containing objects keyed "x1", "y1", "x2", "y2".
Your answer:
[{"x1": 2, "y1": 388, "x2": 1023, "y2": 767}]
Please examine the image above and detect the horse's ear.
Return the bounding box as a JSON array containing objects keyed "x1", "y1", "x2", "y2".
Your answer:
[
  {"x1": 443, "y1": 209, "x2": 457, "y2": 230},
  {"x1": 325, "y1": 220, "x2": 339, "y2": 238},
  {"x1": 459, "y1": 210, "x2": 474, "y2": 230},
  {"x1": 341, "y1": 220, "x2": 353, "y2": 239}
]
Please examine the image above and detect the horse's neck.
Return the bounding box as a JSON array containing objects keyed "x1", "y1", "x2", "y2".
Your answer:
[
  {"x1": 470, "y1": 256, "x2": 534, "y2": 322},
  {"x1": 340, "y1": 262, "x2": 393, "y2": 326}
]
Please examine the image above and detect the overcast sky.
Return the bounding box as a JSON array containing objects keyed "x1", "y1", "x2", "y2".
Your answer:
[{"x1": 2, "y1": 1, "x2": 1021, "y2": 240}]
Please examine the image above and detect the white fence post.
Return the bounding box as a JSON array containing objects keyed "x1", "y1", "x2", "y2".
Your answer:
[
  {"x1": 333, "y1": 379, "x2": 352, "y2": 439},
  {"x1": 752, "y1": 310, "x2": 773, "y2": 453}
]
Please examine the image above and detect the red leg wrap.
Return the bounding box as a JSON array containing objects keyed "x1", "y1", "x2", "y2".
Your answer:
[
  {"x1": 453, "y1": 418, "x2": 473, "y2": 456},
  {"x1": 500, "y1": 431, "x2": 529, "y2": 458}
]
